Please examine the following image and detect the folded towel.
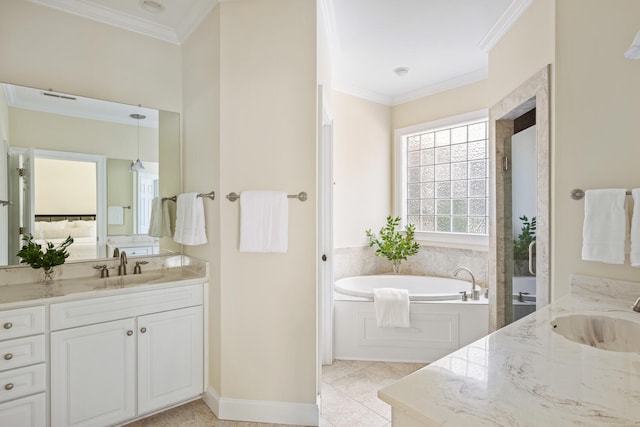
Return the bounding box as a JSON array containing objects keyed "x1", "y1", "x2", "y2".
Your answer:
[
  {"x1": 174, "y1": 193, "x2": 207, "y2": 245},
  {"x1": 581, "y1": 189, "x2": 626, "y2": 264},
  {"x1": 631, "y1": 189, "x2": 640, "y2": 267},
  {"x1": 107, "y1": 206, "x2": 124, "y2": 225},
  {"x1": 148, "y1": 197, "x2": 163, "y2": 238},
  {"x1": 373, "y1": 288, "x2": 410, "y2": 328},
  {"x1": 239, "y1": 191, "x2": 288, "y2": 253}
]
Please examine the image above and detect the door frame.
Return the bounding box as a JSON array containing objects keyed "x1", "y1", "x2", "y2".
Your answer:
[{"x1": 489, "y1": 65, "x2": 550, "y2": 331}]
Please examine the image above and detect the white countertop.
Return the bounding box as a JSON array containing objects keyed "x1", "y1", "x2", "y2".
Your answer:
[
  {"x1": 0, "y1": 254, "x2": 208, "y2": 309},
  {"x1": 378, "y1": 275, "x2": 640, "y2": 426}
]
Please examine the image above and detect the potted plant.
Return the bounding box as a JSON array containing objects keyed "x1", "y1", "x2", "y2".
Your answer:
[
  {"x1": 366, "y1": 216, "x2": 420, "y2": 274},
  {"x1": 513, "y1": 215, "x2": 536, "y2": 276},
  {"x1": 17, "y1": 233, "x2": 74, "y2": 284}
]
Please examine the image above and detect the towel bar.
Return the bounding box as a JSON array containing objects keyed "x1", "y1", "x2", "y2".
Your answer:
[
  {"x1": 571, "y1": 188, "x2": 632, "y2": 200},
  {"x1": 225, "y1": 192, "x2": 308, "y2": 202},
  {"x1": 162, "y1": 191, "x2": 216, "y2": 202}
]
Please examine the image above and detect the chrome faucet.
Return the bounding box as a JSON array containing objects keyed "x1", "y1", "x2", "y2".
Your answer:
[
  {"x1": 633, "y1": 297, "x2": 640, "y2": 313},
  {"x1": 118, "y1": 251, "x2": 128, "y2": 276},
  {"x1": 454, "y1": 267, "x2": 479, "y2": 300}
]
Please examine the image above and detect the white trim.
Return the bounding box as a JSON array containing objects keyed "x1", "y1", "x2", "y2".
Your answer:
[
  {"x1": 478, "y1": 0, "x2": 535, "y2": 53},
  {"x1": 390, "y1": 68, "x2": 488, "y2": 106},
  {"x1": 26, "y1": 0, "x2": 220, "y2": 45},
  {"x1": 203, "y1": 387, "x2": 320, "y2": 426},
  {"x1": 333, "y1": 84, "x2": 392, "y2": 106},
  {"x1": 394, "y1": 109, "x2": 489, "y2": 247}
]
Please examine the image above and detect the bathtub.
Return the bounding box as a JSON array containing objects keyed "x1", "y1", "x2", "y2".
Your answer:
[{"x1": 334, "y1": 275, "x2": 489, "y2": 363}]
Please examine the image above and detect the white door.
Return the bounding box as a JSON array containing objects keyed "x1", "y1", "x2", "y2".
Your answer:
[
  {"x1": 50, "y1": 318, "x2": 136, "y2": 427},
  {"x1": 136, "y1": 172, "x2": 157, "y2": 235},
  {"x1": 318, "y1": 86, "x2": 335, "y2": 366},
  {"x1": 137, "y1": 306, "x2": 203, "y2": 415},
  {"x1": 0, "y1": 140, "x2": 9, "y2": 265}
]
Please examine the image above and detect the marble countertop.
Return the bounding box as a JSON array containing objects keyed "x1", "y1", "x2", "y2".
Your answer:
[
  {"x1": 0, "y1": 254, "x2": 208, "y2": 309},
  {"x1": 378, "y1": 275, "x2": 640, "y2": 426}
]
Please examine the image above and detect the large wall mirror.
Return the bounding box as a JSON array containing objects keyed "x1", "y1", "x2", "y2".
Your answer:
[{"x1": 0, "y1": 83, "x2": 181, "y2": 266}]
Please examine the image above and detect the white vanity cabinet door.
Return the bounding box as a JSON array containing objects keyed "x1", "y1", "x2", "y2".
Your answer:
[
  {"x1": 137, "y1": 305, "x2": 204, "y2": 415},
  {"x1": 50, "y1": 318, "x2": 136, "y2": 427},
  {"x1": 0, "y1": 393, "x2": 46, "y2": 427}
]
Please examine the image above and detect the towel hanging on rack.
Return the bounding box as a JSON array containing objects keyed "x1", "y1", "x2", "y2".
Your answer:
[
  {"x1": 174, "y1": 193, "x2": 207, "y2": 245},
  {"x1": 239, "y1": 191, "x2": 288, "y2": 253},
  {"x1": 581, "y1": 189, "x2": 626, "y2": 264}
]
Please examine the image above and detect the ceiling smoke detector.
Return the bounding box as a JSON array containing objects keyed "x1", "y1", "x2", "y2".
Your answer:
[
  {"x1": 393, "y1": 67, "x2": 409, "y2": 77},
  {"x1": 140, "y1": 0, "x2": 164, "y2": 13}
]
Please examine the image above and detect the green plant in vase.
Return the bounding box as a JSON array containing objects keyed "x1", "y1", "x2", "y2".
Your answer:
[
  {"x1": 366, "y1": 216, "x2": 420, "y2": 274},
  {"x1": 17, "y1": 234, "x2": 74, "y2": 284}
]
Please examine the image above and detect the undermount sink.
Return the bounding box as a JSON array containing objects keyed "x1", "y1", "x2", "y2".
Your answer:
[
  {"x1": 96, "y1": 272, "x2": 166, "y2": 289},
  {"x1": 551, "y1": 315, "x2": 640, "y2": 353}
]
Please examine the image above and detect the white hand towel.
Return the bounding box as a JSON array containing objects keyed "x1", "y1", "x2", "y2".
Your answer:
[
  {"x1": 162, "y1": 197, "x2": 175, "y2": 237},
  {"x1": 373, "y1": 288, "x2": 410, "y2": 328},
  {"x1": 107, "y1": 206, "x2": 124, "y2": 225},
  {"x1": 239, "y1": 191, "x2": 288, "y2": 253},
  {"x1": 173, "y1": 193, "x2": 207, "y2": 245},
  {"x1": 581, "y1": 189, "x2": 626, "y2": 264},
  {"x1": 148, "y1": 197, "x2": 163, "y2": 238},
  {"x1": 631, "y1": 189, "x2": 640, "y2": 267}
]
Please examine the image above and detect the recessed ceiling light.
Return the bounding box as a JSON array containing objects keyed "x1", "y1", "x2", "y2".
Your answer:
[
  {"x1": 140, "y1": 0, "x2": 164, "y2": 13},
  {"x1": 393, "y1": 67, "x2": 409, "y2": 77}
]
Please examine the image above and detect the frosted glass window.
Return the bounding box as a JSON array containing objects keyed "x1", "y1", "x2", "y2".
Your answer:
[{"x1": 403, "y1": 118, "x2": 488, "y2": 236}]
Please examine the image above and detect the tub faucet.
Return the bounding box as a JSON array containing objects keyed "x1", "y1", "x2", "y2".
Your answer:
[
  {"x1": 118, "y1": 251, "x2": 128, "y2": 276},
  {"x1": 454, "y1": 267, "x2": 479, "y2": 300},
  {"x1": 633, "y1": 297, "x2": 640, "y2": 313}
]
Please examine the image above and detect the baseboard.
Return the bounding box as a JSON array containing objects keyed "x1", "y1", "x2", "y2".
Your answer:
[{"x1": 203, "y1": 386, "x2": 319, "y2": 426}]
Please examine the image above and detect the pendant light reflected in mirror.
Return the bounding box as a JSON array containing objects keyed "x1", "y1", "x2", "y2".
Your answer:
[{"x1": 129, "y1": 112, "x2": 146, "y2": 172}]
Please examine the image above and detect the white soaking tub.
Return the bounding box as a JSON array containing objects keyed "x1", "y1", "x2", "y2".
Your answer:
[{"x1": 334, "y1": 275, "x2": 489, "y2": 363}]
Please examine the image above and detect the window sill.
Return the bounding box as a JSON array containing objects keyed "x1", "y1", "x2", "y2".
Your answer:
[{"x1": 414, "y1": 231, "x2": 488, "y2": 251}]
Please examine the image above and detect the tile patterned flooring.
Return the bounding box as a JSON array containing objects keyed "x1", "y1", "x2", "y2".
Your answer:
[{"x1": 124, "y1": 360, "x2": 425, "y2": 427}]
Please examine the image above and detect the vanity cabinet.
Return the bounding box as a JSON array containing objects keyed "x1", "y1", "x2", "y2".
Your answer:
[
  {"x1": 0, "y1": 306, "x2": 47, "y2": 427},
  {"x1": 50, "y1": 283, "x2": 204, "y2": 427}
]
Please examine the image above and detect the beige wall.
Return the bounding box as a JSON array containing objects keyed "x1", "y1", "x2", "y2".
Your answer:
[
  {"x1": 35, "y1": 158, "x2": 96, "y2": 214},
  {"x1": 0, "y1": 0, "x2": 181, "y2": 113},
  {"x1": 552, "y1": 0, "x2": 640, "y2": 297},
  {"x1": 487, "y1": 0, "x2": 555, "y2": 106},
  {"x1": 333, "y1": 91, "x2": 391, "y2": 247},
  {"x1": 218, "y1": 0, "x2": 317, "y2": 403},
  {"x1": 9, "y1": 108, "x2": 158, "y2": 162},
  {"x1": 107, "y1": 159, "x2": 134, "y2": 235},
  {"x1": 181, "y1": 3, "x2": 222, "y2": 394}
]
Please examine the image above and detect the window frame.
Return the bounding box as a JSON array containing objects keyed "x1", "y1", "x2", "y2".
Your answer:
[{"x1": 394, "y1": 109, "x2": 489, "y2": 248}]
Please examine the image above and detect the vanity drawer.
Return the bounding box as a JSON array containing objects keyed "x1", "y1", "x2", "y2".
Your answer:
[
  {"x1": 0, "y1": 307, "x2": 45, "y2": 341},
  {"x1": 0, "y1": 335, "x2": 46, "y2": 372},
  {"x1": 0, "y1": 363, "x2": 46, "y2": 404},
  {"x1": 50, "y1": 283, "x2": 203, "y2": 330}
]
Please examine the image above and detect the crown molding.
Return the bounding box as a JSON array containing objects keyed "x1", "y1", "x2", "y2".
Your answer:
[
  {"x1": 175, "y1": 0, "x2": 220, "y2": 43},
  {"x1": 27, "y1": 0, "x2": 181, "y2": 44},
  {"x1": 333, "y1": 83, "x2": 392, "y2": 106},
  {"x1": 390, "y1": 68, "x2": 488, "y2": 106},
  {"x1": 478, "y1": 0, "x2": 534, "y2": 53}
]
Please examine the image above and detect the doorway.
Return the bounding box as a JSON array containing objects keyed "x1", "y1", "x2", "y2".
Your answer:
[{"x1": 489, "y1": 65, "x2": 550, "y2": 330}]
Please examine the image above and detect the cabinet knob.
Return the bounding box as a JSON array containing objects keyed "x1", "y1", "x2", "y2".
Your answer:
[
  {"x1": 4, "y1": 383, "x2": 13, "y2": 391},
  {"x1": 140, "y1": 327, "x2": 147, "y2": 333},
  {"x1": 127, "y1": 330, "x2": 133, "y2": 336},
  {"x1": 3, "y1": 322, "x2": 12, "y2": 330},
  {"x1": 3, "y1": 353, "x2": 13, "y2": 361}
]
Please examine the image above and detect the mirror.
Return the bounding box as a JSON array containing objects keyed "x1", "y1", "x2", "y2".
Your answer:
[{"x1": 0, "y1": 83, "x2": 181, "y2": 266}]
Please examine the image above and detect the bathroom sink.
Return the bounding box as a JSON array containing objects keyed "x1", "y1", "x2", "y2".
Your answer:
[
  {"x1": 97, "y1": 272, "x2": 166, "y2": 289},
  {"x1": 550, "y1": 315, "x2": 640, "y2": 353}
]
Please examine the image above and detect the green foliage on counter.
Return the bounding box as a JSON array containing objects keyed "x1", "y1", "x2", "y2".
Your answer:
[{"x1": 17, "y1": 233, "x2": 74, "y2": 272}]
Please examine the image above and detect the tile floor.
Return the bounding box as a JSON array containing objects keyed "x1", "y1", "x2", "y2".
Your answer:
[{"x1": 124, "y1": 360, "x2": 425, "y2": 427}]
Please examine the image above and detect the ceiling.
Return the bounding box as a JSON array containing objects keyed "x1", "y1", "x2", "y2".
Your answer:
[{"x1": 27, "y1": 0, "x2": 532, "y2": 106}]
